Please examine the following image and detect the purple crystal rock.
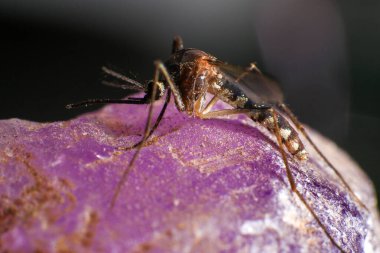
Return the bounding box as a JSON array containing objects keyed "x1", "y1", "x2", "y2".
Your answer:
[{"x1": 0, "y1": 98, "x2": 379, "y2": 253}]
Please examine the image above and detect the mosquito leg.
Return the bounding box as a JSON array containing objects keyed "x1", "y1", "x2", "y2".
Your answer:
[
  {"x1": 155, "y1": 60, "x2": 186, "y2": 111},
  {"x1": 111, "y1": 61, "x2": 187, "y2": 208},
  {"x1": 271, "y1": 108, "x2": 345, "y2": 252},
  {"x1": 66, "y1": 97, "x2": 149, "y2": 109},
  {"x1": 120, "y1": 91, "x2": 171, "y2": 150},
  {"x1": 277, "y1": 103, "x2": 368, "y2": 211},
  {"x1": 110, "y1": 63, "x2": 162, "y2": 209},
  {"x1": 172, "y1": 36, "x2": 184, "y2": 53},
  {"x1": 196, "y1": 102, "x2": 345, "y2": 251},
  {"x1": 199, "y1": 95, "x2": 270, "y2": 117},
  {"x1": 235, "y1": 62, "x2": 262, "y2": 82},
  {"x1": 199, "y1": 108, "x2": 251, "y2": 119},
  {"x1": 200, "y1": 95, "x2": 220, "y2": 115}
]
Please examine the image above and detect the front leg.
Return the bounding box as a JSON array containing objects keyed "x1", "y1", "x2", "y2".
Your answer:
[
  {"x1": 154, "y1": 60, "x2": 186, "y2": 111},
  {"x1": 110, "y1": 61, "x2": 178, "y2": 209}
]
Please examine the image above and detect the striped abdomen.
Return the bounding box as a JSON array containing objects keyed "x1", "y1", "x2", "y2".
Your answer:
[
  {"x1": 250, "y1": 110, "x2": 308, "y2": 161},
  {"x1": 208, "y1": 79, "x2": 307, "y2": 160}
]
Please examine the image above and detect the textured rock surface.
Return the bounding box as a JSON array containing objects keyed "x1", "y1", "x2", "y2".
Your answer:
[{"x1": 0, "y1": 98, "x2": 379, "y2": 253}]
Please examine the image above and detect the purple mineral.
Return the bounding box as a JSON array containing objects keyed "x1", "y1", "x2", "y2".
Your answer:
[{"x1": 0, "y1": 99, "x2": 379, "y2": 253}]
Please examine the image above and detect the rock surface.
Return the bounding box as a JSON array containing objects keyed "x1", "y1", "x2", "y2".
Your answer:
[{"x1": 0, "y1": 98, "x2": 379, "y2": 253}]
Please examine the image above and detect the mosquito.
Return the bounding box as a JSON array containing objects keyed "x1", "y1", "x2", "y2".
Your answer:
[{"x1": 67, "y1": 36, "x2": 367, "y2": 252}]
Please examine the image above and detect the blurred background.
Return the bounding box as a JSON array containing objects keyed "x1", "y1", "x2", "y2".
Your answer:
[{"x1": 1, "y1": 0, "x2": 379, "y2": 200}]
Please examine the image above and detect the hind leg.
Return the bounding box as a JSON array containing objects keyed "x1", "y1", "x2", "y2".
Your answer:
[
  {"x1": 270, "y1": 108, "x2": 344, "y2": 252},
  {"x1": 195, "y1": 103, "x2": 345, "y2": 252},
  {"x1": 277, "y1": 103, "x2": 367, "y2": 211}
]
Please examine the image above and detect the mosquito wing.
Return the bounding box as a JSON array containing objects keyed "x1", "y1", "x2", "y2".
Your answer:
[{"x1": 210, "y1": 60, "x2": 284, "y2": 105}]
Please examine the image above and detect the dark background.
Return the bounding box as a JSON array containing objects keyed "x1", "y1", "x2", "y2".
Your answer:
[{"x1": 1, "y1": 1, "x2": 379, "y2": 200}]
